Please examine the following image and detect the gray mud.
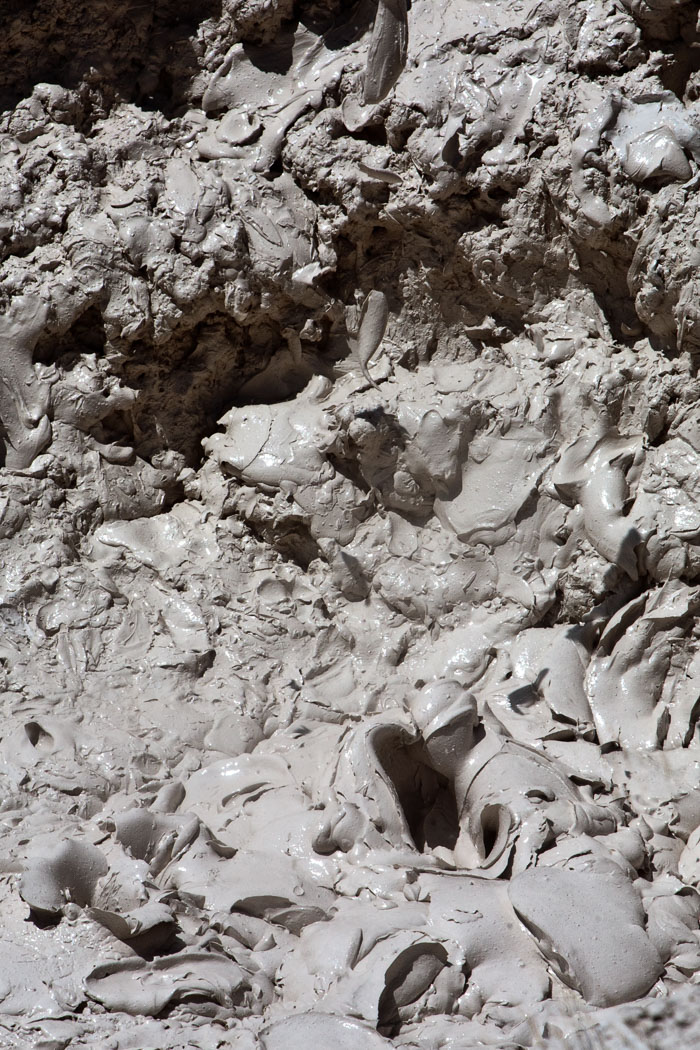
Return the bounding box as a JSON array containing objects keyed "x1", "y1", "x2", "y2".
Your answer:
[{"x1": 1, "y1": 1, "x2": 700, "y2": 1047}]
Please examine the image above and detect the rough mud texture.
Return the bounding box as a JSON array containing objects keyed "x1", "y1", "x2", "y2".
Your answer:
[{"x1": 2, "y1": 0, "x2": 700, "y2": 1047}]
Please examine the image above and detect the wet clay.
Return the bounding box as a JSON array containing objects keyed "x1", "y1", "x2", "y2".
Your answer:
[{"x1": 1, "y1": 0, "x2": 700, "y2": 1047}]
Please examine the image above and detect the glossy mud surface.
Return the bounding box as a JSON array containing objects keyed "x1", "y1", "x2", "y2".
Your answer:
[{"x1": 1, "y1": 1, "x2": 700, "y2": 1047}]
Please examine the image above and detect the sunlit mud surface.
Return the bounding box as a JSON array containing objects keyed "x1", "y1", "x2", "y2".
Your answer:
[{"x1": 1, "y1": 1, "x2": 700, "y2": 1047}]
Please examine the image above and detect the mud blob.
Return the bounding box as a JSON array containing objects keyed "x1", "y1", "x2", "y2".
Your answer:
[{"x1": 508, "y1": 867, "x2": 663, "y2": 1007}]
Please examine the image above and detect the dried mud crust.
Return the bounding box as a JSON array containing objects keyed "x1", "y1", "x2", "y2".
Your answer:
[{"x1": 1, "y1": 0, "x2": 700, "y2": 1048}]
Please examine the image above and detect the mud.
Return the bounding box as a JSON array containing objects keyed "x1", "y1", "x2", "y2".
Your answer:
[{"x1": 1, "y1": 0, "x2": 700, "y2": 1047}]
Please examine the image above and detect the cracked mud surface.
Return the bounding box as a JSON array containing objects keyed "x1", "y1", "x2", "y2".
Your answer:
[{"x1": 2, "y1": 1, "x2": 700, "y2": 1047}]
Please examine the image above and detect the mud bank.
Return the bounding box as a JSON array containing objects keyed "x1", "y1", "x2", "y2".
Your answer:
[{"x1": 1, "y1": 1, "x2": 700, "y2": 1047}]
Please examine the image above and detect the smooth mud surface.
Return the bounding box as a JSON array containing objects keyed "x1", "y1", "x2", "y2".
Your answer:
[{"x1": 1, "y1": 1, "x2": 700, "y2": 1047}]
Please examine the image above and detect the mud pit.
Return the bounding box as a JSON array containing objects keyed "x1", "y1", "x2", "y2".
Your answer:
[{"x1": 2, "y1": 1, "x2": 700, "y2": 1047}]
